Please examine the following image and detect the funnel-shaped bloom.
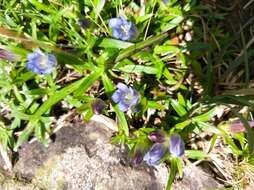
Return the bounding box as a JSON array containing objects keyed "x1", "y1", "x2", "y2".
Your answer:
[
  {"x1": 108, "y1": 17, "x2": 137, "y2": 41},
  {"x1": 143, "y1": 143, "x2": 166, "y2": 166},
  {"x1": 112, "y1": 83, "x2": 140, "y2": 112},
  {"x1": 26, "y1": 49, "x2": 57, "y2": 75},
  {"x1": 169, "y1": 134, "x2": 185, "y2": 157}
]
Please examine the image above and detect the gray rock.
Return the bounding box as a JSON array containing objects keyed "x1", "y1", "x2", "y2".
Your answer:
[
  {"x1": 0, "y1": 120, "x2": 222, "y2": 190},
  {"x1": 13, "y1": 121, "x2": 168, "y2": 190}
]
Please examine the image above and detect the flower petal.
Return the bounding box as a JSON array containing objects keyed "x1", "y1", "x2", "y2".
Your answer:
[
  {"x1": 143, "y1": 143, "x2": 165, "y2": 166},
  {"x1": 108, "y1": 17, "x2": 123, "y2": 28},
  {"x1": 116, "y1": 82, "x2": 129, "y2": 92},
  {"x1": 169, "y1": 134, "x2": 185, "y2": 157},
  {"x1": 112, "y1": 28, "x2": 122, "y2": 39},
  {"x1": 129, "y1": 88, "x2": 140, "y2": 106},
  {"x1": 48, "y1": 54, "x2": 57, "y2": 66},
  {"x1": 26, "y1": 49, "x2": 56, "y2": 75},
  {"x1": 118, "y1": 101, "x2": 129, "y2": 112},
  {"x1": 112, "y1": 90, "x2": 122, "y2": 103}
]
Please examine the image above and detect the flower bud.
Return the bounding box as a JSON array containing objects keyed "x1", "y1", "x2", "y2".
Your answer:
[
  {"x1": 143, "y1": 143, "x2": 166, "y2": 166},
  {"x1": 169, "y1": 134, "x2": 185, "y2": 157},
  {"x1": 148, "y1": 131, "x2": 166, "y2": 143},
  {"x1": 229, "y1": 120, "x2": 254, "y2": 133},
  {"x1": 0, "y1": 48, "x2": 20, "y2": 61},
  {"x1": 132, "y1": 151, "x2": 143, "y2": 166},
  {"x1": 76, "y1": 18, "x2": 90, "y2": 28},
  {"x1": 91, "y1": 99, "x2": 106, "y2": 115}
]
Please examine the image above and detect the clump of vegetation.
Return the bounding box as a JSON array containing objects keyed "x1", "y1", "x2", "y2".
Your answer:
[{"x1": 0, "y1": 0, "x2": 254, "y2": 189}]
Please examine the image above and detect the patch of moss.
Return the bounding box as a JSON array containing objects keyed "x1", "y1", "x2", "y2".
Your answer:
[{"x1": 33, "y1": 155, "x2": 65, "y2": 190}]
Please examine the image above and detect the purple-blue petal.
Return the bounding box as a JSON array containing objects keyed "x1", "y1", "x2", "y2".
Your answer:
[
  {"x1": 169, "y1": 134, "x2": 185, "y2": 157},
  {"x1": 129, "y1": 88, "x2": 140, "y2": 105},
  {"x1": 112, "y1": 83, "x2": 140, "y2": 112},
  {"x1": 108, "y1": 17, "x2": 137, "y2": 41},
  {"x1": 26, "y1": 49, "x2": 57, "y2": 75},
  {"x1": 112, "y1": 90, "x2": 122, "y2": 103},
  {"x1": 116, "y1": 82, "x2": 129, "y2": 92},
  {"x1": 112, "y1": 29, "x2": 122, "y2": 39},
  {"x1": 118, "y1": 101, "x2": 129, "y2": 112},
  {"x1": 108, "y1": 17, "x2": 123, "y2": 28},
  {"x1": 143, "y1": 143, "x2": 165, "y2": 166},
  {"x1": 48, "y1": 54, "x2": 57, "y2": 66}
]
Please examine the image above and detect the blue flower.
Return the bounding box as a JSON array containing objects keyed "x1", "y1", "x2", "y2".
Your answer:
[
  {"x1": 143, "y1": 143, "x2": 166, "y2": 166},
  {"x1": 112, "y1": 83, "x2": 140, "y2": 112},
  {"x1": 108, "y1": 17, "x2": 137, "y2": 41},
  {"x1": 26, "y1": 49, "x2": 57, "y2": 75},
  {"x1": 169, "y1": 134, "x2": 185, "y2": 157}
]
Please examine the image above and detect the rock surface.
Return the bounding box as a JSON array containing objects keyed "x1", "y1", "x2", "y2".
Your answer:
[{"x1": 0, "y1": 120, "x2": 223, "y2": 190}]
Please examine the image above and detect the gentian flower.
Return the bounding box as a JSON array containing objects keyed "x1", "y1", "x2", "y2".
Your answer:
[
  {"x1": 143, "y1": 143, "x2": 166, "y2": 166},
  {"x1": 108, "y1": 17, "x2": 137, "y2": 41},
  {"x1": 112, "y1": 83, "x2": 140, "y2": 112},
  {"x1": 169, "y1": 134, "x2": 185, "y2": 157},
  {"x1": 26, "y1": 49, "x2": 57, "y2": 75}
]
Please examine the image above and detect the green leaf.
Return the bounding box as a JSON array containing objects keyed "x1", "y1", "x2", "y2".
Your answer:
[
  {"x1": 224, "y1": 137, "x2": 243, "y2": 155},
  {"x1": 174, "y1": 119, "x2": 191, "y2": 130},
  {"x1": 238, "y1": 115, "x2": 254, "y2": 154},
  {"x1": 176, "y1": 157, "x2": 183, "y2": 178},
  {"x1": 185, "y1": 150, "x2": 210, "y2": 159},
  {"x1": 34, "y1": 122, "x2": 46, "y2": 143},
  {"x1": 29, "y1": 0, "x2": 56, "y2": 13},
  {"x1": 154, "y1": 45, "x2": 179, "y2": 55},
  {"x1": 94, "y1": 0, "x2": 105, "y2": 15},
  {"x1": 194, "y1": 122, "x2": 221, "y2": 134},
  {"x1": 166, "y1": 158, "x2": 177, "y2": 190},
  {"x1": 99, "y1": 38, "x2": 134, "y2": 49},
  {"x1": 14, "y1": 77, "x2": 88, "y2": 151},
  {"x1": 101, "y1": 73, "x2": 129, "y2": 136},
  {"x1": 54, "y1": 50, "x2": 93, "y2": 71},
  {"x1": 14, "y1": 124, "x2": 35, "y2": 151},
  {"x1": 74, "y1": 70, "x2": 102, "y2": 97},
  {"x1": 171, "y1": 99, "x2": 187, "y2": 117},
  {"x1": 116, "y1": 65, "x2": 158, "y2": 74},
  {"x1": 192, "y1": 107, "x2": 219, "y2": 122},
  {"x1": 177, "y1": 93, "x2": 186, "y2": 107},
  {"x1": 115, "y1": 31, "x2": 173, "y2": 63},
  {"x1": 147, "y1": 101, "x2": 166, "y2": 110},
  {"x1": 81, "y1": 108, "x2": 94, "y2": 121}
]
